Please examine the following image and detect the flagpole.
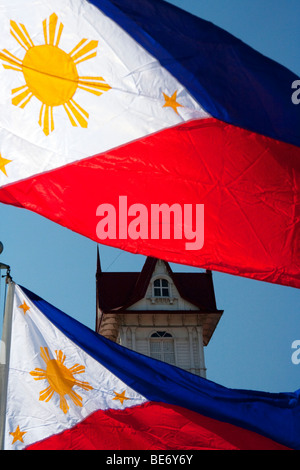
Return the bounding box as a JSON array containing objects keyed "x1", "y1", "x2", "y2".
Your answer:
[{"x1": 0, "y1": 269, "x2": 14, "y2": 450}]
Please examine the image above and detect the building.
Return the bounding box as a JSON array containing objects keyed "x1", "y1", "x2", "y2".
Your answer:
[{"x1": 96, "y1": 250, "x2": 223, "y2": 377}]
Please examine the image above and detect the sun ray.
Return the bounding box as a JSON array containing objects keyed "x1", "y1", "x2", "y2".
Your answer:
[
  {"x1": 78, "y1": 76, "x2": 111, "y2": 96},
  {"x1": 75, "y1": 380, "x2": 94, "y2": 391},
  {"x1": 12, "y1": 85, "x2": 33, "y2": 108},
  {"x1": 63, "y1": 103, "x2": 77, "y2": 127},
  {"x1": 39, "y1": 104, "x2": 54, "y2": 135},
  {"x1": 68, "y1": 38, "x2": 86, "y2": 57},
  {"x1": 69, "y1": 39, "x2": 99, "y2": 65},
  {"x1": 49, "y1": 13, "x2": 59, "y2": 46},
  {"x1": 0, "y1": 49, "x2": 23, "y2": 71},
  {"x1": 30, "y1": 368, "x2": 47, "y2": 380},
  {"x1": 69, "y1": 389, "x2": 83, "y2": 407},
  {"x1": 42, "y1": 19, "x2": 47, "y2": 45},
  {"x1": 19, "y1": 22, "x2": 35, "y2": 48},
  {"x1": 40, "y1": 346, "x2": 51, "y2": 365},
  {"x1": 55, "y1": 349, "x2": 66, "y2": 364},
  {"x1": 10, "y1": 20, "x2": 34, "y2": 51},
  {"x1": 69, "y1": 364, "x2": 85, "y2": 374},
  {"x1": 63, "y1": 99, "x2": 89, "y2": 128},
  {"x1": 74, "y1": 51, "x2": 97, "y2": 66},
  {"x1": 43, "y1": 13, "x2": 63, "y2": 47},
  {"x1": 55, "y1": 22, "x2": 64, "y2": 47},
  {"x1": 40, "y1": 385, "x2": 55, "y2": 402},
  {"x1": 59, "y1": 395, "x2": 69, "y2": 414}
]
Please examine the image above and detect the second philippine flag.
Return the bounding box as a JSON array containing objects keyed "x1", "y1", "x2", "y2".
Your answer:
[{"x1": 1, "y1": 283, "x2": 300, "y2": 450}]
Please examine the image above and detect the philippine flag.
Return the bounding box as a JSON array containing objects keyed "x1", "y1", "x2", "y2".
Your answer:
[
  {"x1": 1, "y1": 282, "x2": 300, "y2": 450},
  {"x1": 0, "y1": 0, "x2": 299, "y2": 289}
]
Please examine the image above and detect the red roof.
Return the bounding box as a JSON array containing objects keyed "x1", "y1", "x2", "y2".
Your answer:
[{"x1": 96, "y1": 250, "x2": 222, "y2": 314}]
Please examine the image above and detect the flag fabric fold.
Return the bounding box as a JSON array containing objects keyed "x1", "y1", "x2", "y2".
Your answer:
[
  {"x1": 1, "y1": 283, "x2": 300, "y2": 450},
  {"x1": 0, "y1": 0, "x2": 299, "y2": 288}
]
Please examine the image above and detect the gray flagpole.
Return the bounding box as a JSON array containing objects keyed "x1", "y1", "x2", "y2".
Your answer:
[{"x1": 0, "y1": 275, "x2": 15, "y2": 450}]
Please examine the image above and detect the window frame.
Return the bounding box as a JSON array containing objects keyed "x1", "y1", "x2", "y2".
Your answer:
[
  {"x1": 152, "y1": 276, "x2": 171, "y2": 298},
  {"x1": 149, "y1": 330, "x2": 176, "y2": 366}
]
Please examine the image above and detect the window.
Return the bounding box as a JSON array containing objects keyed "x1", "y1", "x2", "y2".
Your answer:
[
  {"x1": 153, "y1": 278, "x2": 169, "y2": 297},
  {"x1": 150, "y1": 331, "x2": 175, "y2": 365}
]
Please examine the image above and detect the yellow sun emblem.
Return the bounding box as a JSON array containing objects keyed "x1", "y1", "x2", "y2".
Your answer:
[
  {"x1": 0, "y1": 12, "x2": 111, "y2": 135},
  {"x1": 30, "y1": 347, "x2": 93, "y2": 414}
]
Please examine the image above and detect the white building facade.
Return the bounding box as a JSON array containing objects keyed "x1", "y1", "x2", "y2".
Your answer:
[{"x1": 96, "y1": 253, "x2": 223, "y2": 378}]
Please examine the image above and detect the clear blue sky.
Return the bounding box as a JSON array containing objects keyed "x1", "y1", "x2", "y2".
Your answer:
[{"x1": 0, "y1": 0, "x2": 299, "y2": 393}]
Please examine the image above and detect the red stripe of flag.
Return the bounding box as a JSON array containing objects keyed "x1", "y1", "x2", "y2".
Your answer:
[
  {"x1": 1, "y1": 118, "x2": 299, "y2": 287},
  {"x1": 26, "y1": 402, "x2": 291, "y2": 450}
]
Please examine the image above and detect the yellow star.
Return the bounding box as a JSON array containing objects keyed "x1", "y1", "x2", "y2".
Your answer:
[
  {"x1": 10, "y1": 425, "x2": 27, "y2": 444},
  {"x1": 0, "y1": 154, "x2": 12, "y2": 177},
  {"x1": 162, "y1": 90, "x2": 183, "y2": 115},
  {"x1": 113, "y1": 390, "x2": 130, "y2": 405},
  {"x1": 18, "y1": 301, "x2": 30, "y2": 315}
]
